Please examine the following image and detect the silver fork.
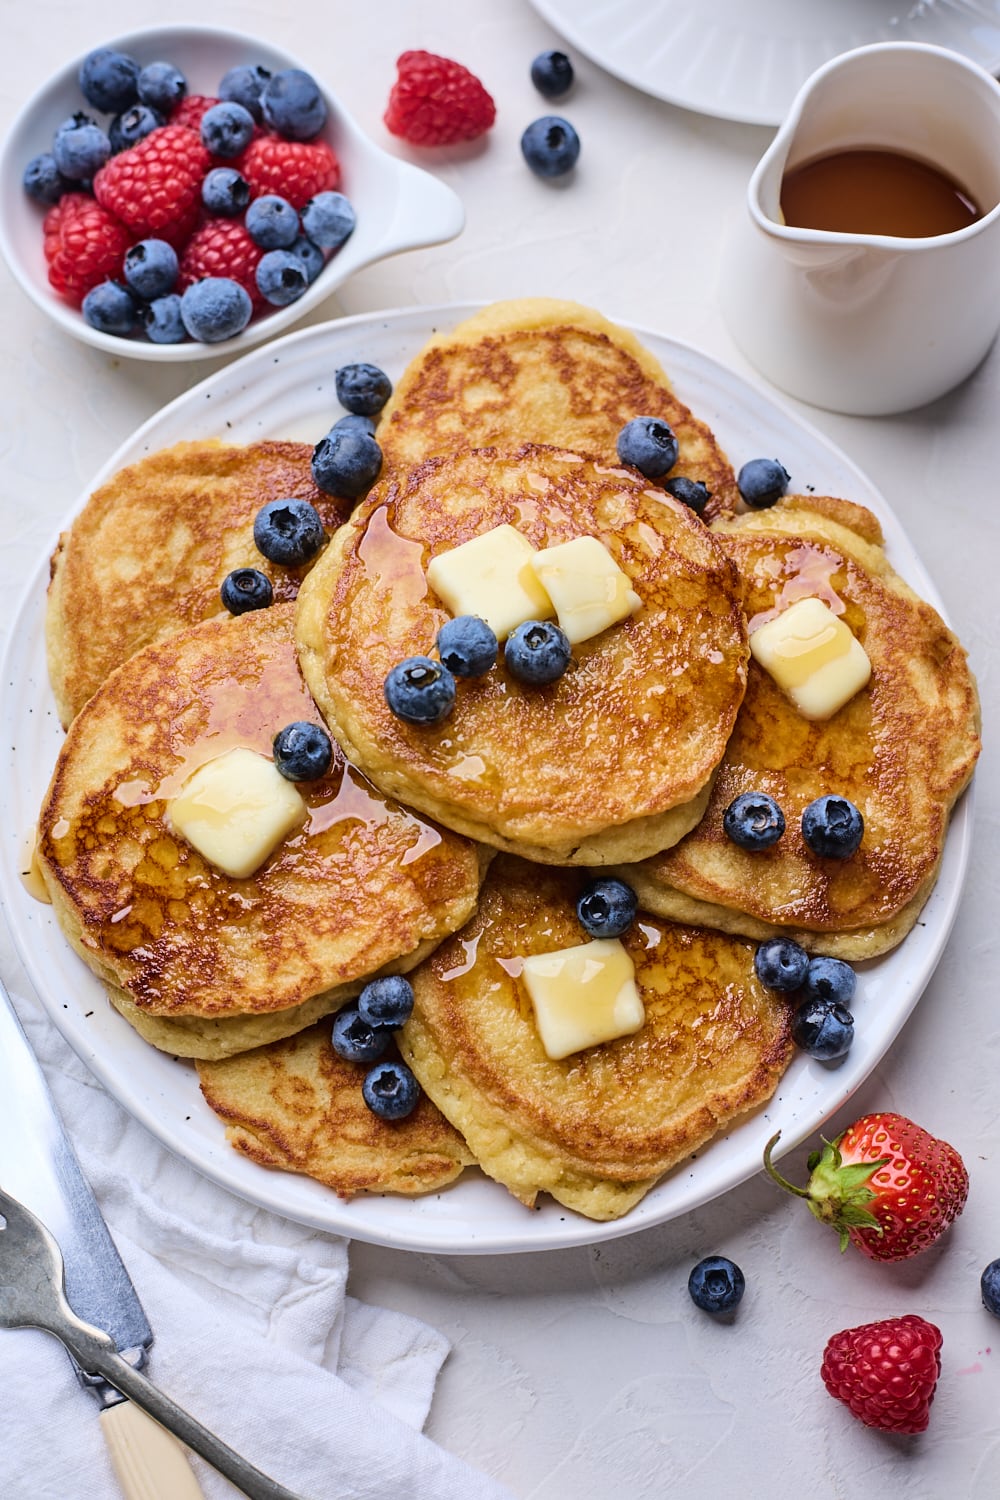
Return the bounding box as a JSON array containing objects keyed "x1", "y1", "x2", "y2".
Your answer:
[{"x1": 0, "y1": 1185, "x2": 310, "y2": 1500}]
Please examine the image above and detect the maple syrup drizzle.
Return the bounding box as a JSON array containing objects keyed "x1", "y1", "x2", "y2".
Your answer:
[{"x1": 747, "y1": 544, "x2": 845, "y2": 633}]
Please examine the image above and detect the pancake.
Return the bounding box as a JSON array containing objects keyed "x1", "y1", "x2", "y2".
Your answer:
[
  {"x1": 197, "y1": 1025, "x2": 474, "y2": 1198},
  {"x1": 47, "y1": 439, "x2": 353, "y2": 726},
  {"x1": 398, "y1": 855, "x2": 794, "y2": 1221},
  {"x1": 378, "y1": 298, "x2": 739, "y2": 520},
  {"x1": 614, "y1": 496, "x2": 981, "y2": 958},
  {"x1": 295, "y1": 443, "x2": 749, "y2": 865},
  {"x1": 36, "y1": 603, "x2": 488, "y2": 1059}
]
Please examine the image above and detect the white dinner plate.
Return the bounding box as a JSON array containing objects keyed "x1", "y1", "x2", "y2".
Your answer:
[
  {"x1": 0, "y1": 304, "x2": 974, "y2": 1254},
  {"x1": 529, "y1": 0, "x2": 1000, "y2": 126}
]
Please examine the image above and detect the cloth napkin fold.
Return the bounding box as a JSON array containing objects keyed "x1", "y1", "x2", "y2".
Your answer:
[{"x1": 3, "y1": 974, "x2": 514, "y2": 1500}]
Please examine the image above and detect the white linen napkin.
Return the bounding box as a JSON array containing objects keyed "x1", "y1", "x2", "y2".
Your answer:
[{"x1": 1, "y1": 976, "x2": 514, "y2": 1500}]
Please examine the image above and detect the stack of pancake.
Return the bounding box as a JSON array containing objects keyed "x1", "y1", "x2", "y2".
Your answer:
[{"x1": 35, "y1": 299, "x2": 980, "y2": 1221}]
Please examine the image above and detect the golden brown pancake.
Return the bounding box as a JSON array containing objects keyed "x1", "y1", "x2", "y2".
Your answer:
[
  {"x1": 398, "y1": 856, "x2": 793, "y2": 1221},
  {"x1": 295, "y1": 443, "x2": 749, "y2": 865},
  {"x1": 47, "y1": 439, "x2": 353, "y2": 726},
  {"x1": 378, "y1": 298, "x2": 739, "y2": 520},
  {"x1": 36, "y1": 604, "x2": 488, "y2": 1059}
]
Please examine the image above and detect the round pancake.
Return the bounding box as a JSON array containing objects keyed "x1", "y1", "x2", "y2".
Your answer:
[
  {"x1": 36, "y1": 603, "x2": 487, "y2": 1059},
  {"x1": 398, "y1": 855, "x2": 793, "y2": 1221},
  {"x1": 378, "y1": 297, "x2": 740, "y2": 521},
  {"x1": 615, "y1": 496, "x2": 981, "y2": 958},
  {"x1": 295, "y1": 443, "x2": 748, "y2": 865},
  {"x1": 197, "y1": 1025, "x2": 474, "y2": 1198},
  {"x1": 47, "y1": 439, "x2": 353, "y2": 726}
]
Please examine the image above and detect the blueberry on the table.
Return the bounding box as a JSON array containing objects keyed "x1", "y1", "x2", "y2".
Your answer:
[
  {"x1": 109, "y1": 104, "x2": 162, "y2": 154},
  {"x1": 737, "y1": 457, "x2": 790, "y2": 509},
  {"x1": 218, "y1": 63, "x2": 271, "y2": 122},
  {"x1": 362, "y1": 1059, "x2": 421, "y2": 1120},
  {"x1": 261, "y1": 68, "x2": 327, "y2": 141},
  {"x1": 253, "y1": 498, "x2": 326, "y2": 567},
  {"x1": 616, "y1": 416, "x2": 680, "y2": 479},
  {"x1": 200, "y1": 101, "x2": 256, "y2": 158},
  {"x1": 301, "y1": 191, "x2": 355, "y2": 250},
  {"x1": 311, "y1": 428, "x2": 383, "y2": 499},
  {"x1": 79, "y1": 47, "x2": 139, "y2": 114},
  {"x1": 335, "y1": 362, "x2": 393, "y2": 416},
  {"x1": 688, "y1": 1256, "x2": 746, "y2": 1315},
  {"x1": 255, "y1": 249, "x2": 309, "y2": 307},
  {"x1": 141, "y1": 293, "x2": 186, "y2": 345},
  {"x1": 220, "y1": 567, "x2": 273, "y2": 614},
  {"x1": 23, "y1": 153, "x2": 69, "y2": 205},
  {"x1": 521, "y1": 115, "x2": 580, "y2": 177},
  {"x1": 722, "y1": 792, "x2": 785, "y2": 851},
  {"x1": 201, "y1": 167, "x2": 251, "y2": 217},
  {"x1": 81, "y1": 280, "x2": 137, "y2": 337},
  {"x1": 272, "y1": 721, "x2": 334, "y2": 781},
  {"x1": 137, "y1": 60, "x2": 187, "y2": 114},
  {"x1": 123, "y1": 238, "x2": 178, "y2": 300},
  {"x1": 289, "y1": 234, "x2": 325, "y2": 284},
  {"x1": 436, "y1": 615, "x2": 498, "y2": 677},
  {"x1": 179, "y1": 277, "x2": 253, "y2": 342},
  {"x1": 576, "y1": 877, "x2": 638, "y2": 938},
  {"x1": 504, "y1": 620, "x2": 572, "y2": 685},
  {"x1": 358, "y1": 975, "x2": 415, "y2": 1030},
  {"x1": 52, "y1": 113, "x2": 110, "y2": 180},
  {"x1": 981, "y1": 1259, "x2": 1000, "y2": 1317},
  {"x1": 789, "y1": 996, "x2": 854, "y2": 1060},
  {"x1": 801, "y1": 795, "x2": 864, "y2": 859},
  {"x1": 530, "y1": 49, "x2": 574, "y2": 99},
  {"x1": 331, "y1": 1006, "x2": 391, "y2": 1064},
  {"x1": 664, "y1": 476, "x2": 711, "y2": 516},
  {"x1": 246, "y1": 194, "x2": 300, "y2": 249},
  {"x1": 801, "y1": 955, "x2": 857, "y2": 1008},
  {"x1": 384, "y1": 656, "x2": 456, "y2": 725},
  {"x1": 754, "y1": 937, "x2": 809, "y2": 992}
]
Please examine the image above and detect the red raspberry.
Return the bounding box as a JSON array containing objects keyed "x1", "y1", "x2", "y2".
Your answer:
[
  {"x1": 93, "y1": 124, "x2": 211, "y2": 248},
  {"x1": 384, "y1": 51, "x2": 496, "y2": 145},
  {"x1": 178, "y1": 218, "x2": 265, "y2": 307},
  {"x1": 169, "y1": 95, "x2": 222, "y2": 133},
  {"x1": 821, "y1": 1315, "x2": 943, "y2": 1434},
  {"x1": 42, "y1": 192, "x2": 132, "y2": 307},
  {"x1": 236, "y1": 134, "x2": 340, "y2": 209}
]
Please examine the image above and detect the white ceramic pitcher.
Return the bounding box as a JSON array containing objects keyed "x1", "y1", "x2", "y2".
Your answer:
[{"x1": 720, "y1": 42, "x2": 1000, "y2": 415}]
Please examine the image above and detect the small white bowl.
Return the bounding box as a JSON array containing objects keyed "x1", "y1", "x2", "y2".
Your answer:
[{"x1": 0, "y1": 24, "x2": 465, "y2": 362}]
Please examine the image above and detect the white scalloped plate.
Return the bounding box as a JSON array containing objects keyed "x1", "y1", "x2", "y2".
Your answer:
[{"x1": 0, "y1": 304, "x2": 974, "y2": 1253}]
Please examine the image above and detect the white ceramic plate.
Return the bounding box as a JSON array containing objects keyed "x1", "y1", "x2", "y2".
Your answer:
[
  {"x1": 529, "y1": 0, "x2": 1000, "y2": 126},
  {"x1": 0, "y1": 304, "x2": 973, "y2": 1254}
]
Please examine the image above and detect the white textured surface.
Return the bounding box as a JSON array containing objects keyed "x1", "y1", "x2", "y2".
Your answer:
[{"x1": 1, "y1": 1, "x2": 998, "y2": 1495}]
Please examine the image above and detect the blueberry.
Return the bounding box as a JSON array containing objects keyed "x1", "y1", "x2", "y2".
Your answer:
[
  {"x1": 201, "y1": 167, "x2": 251, "y2": 217},
  {"x1": 311, "y1": 428, "x2": 382, "y2": 499},
  {"x1": 754, "y1": 937, "x2": 809, "y2": 992},
  {"x1": 218, "y1": 64, "x2": 271, "y2": 122},
  {"x1": 722, "y1": 792, "x2": 785, "y2": 851},
  {"x1": 331, "y1": 1005, "x2": 392, "y2": 1064},
  {"x1": 801, "y1": 955, "x2": 857, "y2": 1008},
  {"x1": 246, "y1": 194, "x2": 300, "y2": 249},
  {"x1": 179, "y1": 277, "x2": 253, "y2": 342},
  {"x1": 576, "y1": 877, "x2": 638, "y2": 939},
  {"x1": 801, "y1": 795, "x2": 864, "y2": 859},
  {"x1": 521, "y1": 115, "x2": 581, "y2": 178},
  {"x1": 200, "y1": 101, "x2": 256, "y2": 159},
  {"x1": 52, "y1": 114, "x2": 111, "y2": 180},
  {"x1": 664, "y1": 476, "x2": 711, "y2": 516},
  {"x1": 358, "y1": 975, "x2": 415, "y2": 1030},
  {"x1": 253, "y1": 498, "x2": 326, "y2": 567},
  {"x1": 301, "y1": 191, "x2": 355, "y2": 250},
  {"x1": 255, "y1": 249, "x2": 309, "y2": 307},
  {"x1": 81, "y1": 280, "x2": 137, "y2": 337},
  {"x1": 436, "y1": 615, "x2": 498, "y2": 677},
  {"x1": 688, "y1": 1256, "x2": 746, "y2": 1315},
  {"x1": 289, "y1": 234, "x2": 325, "y2": 283},
  {"x1": 789, "y1": 996, "x2": 855, "y2": 1060},
  {"x1": 504, "y1": 620, "x2": 572, "y2": 685},
  {"x1": 137, "y1": 60, "x2": 187, "y2": 114},
  {"x1": 272, "y1": 720, "x2": 334, "y2": 781},
  {"x1": 109, "y1": 105, "x2": 163, "y2": 154},
  {"x1": 330, "y1": 412, "x2": 376, "y2": 436},
  {"x1": 23, "y1": 153, "x2": 69, "y2": 205},
  {"x1": 981, "y1": 1259, "x2": 1000, "y2": 1317},
  {"x1": 384, "y1": 657, "x2": 456, "y2": 725},
  {"x1": 123, "y1": 238, "x2": 178, "y2": 300},
  {"x1": 79, "y1": 48, "x2": 139, "y2": 114},
  {"x1": 220, "y1": 567, "x2": 273, "y2": 614},
  {"x1": 530, "y1": 49, "x2": 574, "y2": 99},
  {"x1": 141, "y1": 293, "x2": 186, "y2": 344},
  {"x1": 617, "y1": 416, "x2": 679, "y2": 479},
  {"x1": 261, "y1": 68, "x2": 327, "y2": 141},
  {"x1": 362, "y1": 1059, "x2": 420, "y2": 1120},
  {"x1": 737, "y1": 458, "x2": 790, "y2": 509},
  {"x1": 335, "y1": 362, "x2": 393, "y2": 416}
]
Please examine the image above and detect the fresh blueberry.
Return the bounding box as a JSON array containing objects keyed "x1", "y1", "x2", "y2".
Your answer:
[
  {"x1": 576, "y1": 877, "x2": 638, "y2": 938},
  {"x1": 789, "y1": 996, "x2": 855, "y2": 1060},
  {"x1": 52, "y1": 114, "x2": 111, "y2": 180},
  {"x1": 358, "y1": 975, "x2": 415, "y2": 1030},
  {"x1": 79, "y1": 47, "x2": 139, "y2": 114},
  {"x1": 246, "y1": 195, "x2": 300, "y2": 249},
  {"x1": 436, "y1": 616, "x2": 498, "y2": 677},
  {"x1": 981, "y1": 1259, "x2": 1000, "y2": 1317},
  {"x1": 384, "y1": 657, "x2": 456, "y2": 725},
  {"x1": 664, "y1": 476, "x2": 711, "y2": 516},
  {"x1": 311, "y1": 428, "x2": 382, "y2": 499},
  {"x1": 801, "y1": 795, "x2": 864, "y2": 859},
  {"x1": 81, "y1": 280, "x2": 137, "y2": 337},
  {"x1": 530, "y1": 49, "x2": 574, "y2": 99},
  {"x1": 301, "y1": 190, "x2": 355, "y2": 249},
  {"x1": 137, "y1": 60, "x2": 187, "y2": 114},
  {"x1": 688, "y1": 1256, "x2": 746, "y2": 1315},
  {"x1": 261, "y1": 68, "x2": 327, "y2": 141},
  {"x1": 723, "y1": 792, "x2": 785, "y2": 851},
  {"x1": 219, "y1": 64, "x2": 272, "y2": 122},
  {"x1": 521, "y1": 115, "x2": 581, "y2": 177},
  {"x1": 617, "y1": 416, "x2": 679, "y2": 479},
  {"x1": 23, "y1": 153, "x2": 69, "y2": 205},
  {"x1": 801, "y1": 955, "x2": 857, "y2": 1008},
  {"x1": 253, "y1": 498, "x2": 326, "y2": 567},
  {"x1": 255, "y1": 248, "x2": 308, "y2": 306},
  {"x1": 109, "y1": 104, "x2": 162, "y2": 154},
  {"x1": 141, "y1": 294, "x2": 185, "y2": 344},
  {"x1": 201, "y1": 166, "x2": 251, "y2": 217},
  {"x1": 754, "y1": 937, "x2": 809, "y2": 992},
  {"x1": 123, "y1": 238, "x2": 178, "y2": 300},
  {"x1": 272, "y1": 721, "x2": 334, "y2": 781},
  {"x1": 200, "y1": 101, "x2": 255, "y2": 158},
  {"x1": 505, "y1": 620, "x2": 572, "y2": 685},
  {"x1": 220, "y1": 567, "x2": 273, "y2": 614},
  {"x1": 330, "y1": 412, "x2": 376, "y2": 436},
  {"x1": 335, "y1": 362, "x2": 392, "y2": 416},
  {"x1": 362, "y1": 1059, "x2": 421, "y2": 1120},
  {"x1": 331, "y1": 1005, "x2": 392, "y2": 1064},
  {"x1": 289, "y1": 234, "x2": 325, "y2": 283},
  {"x1": 737, "y1": 458, "x2": 790, "y2": 509},
  {"x1": 179, "y1": 277, "x2": 253, "y2": 342}
]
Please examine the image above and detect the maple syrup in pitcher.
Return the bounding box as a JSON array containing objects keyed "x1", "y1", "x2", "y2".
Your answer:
[{"x1": 781, "y1": 148, "x2": 981, "y2": 238}]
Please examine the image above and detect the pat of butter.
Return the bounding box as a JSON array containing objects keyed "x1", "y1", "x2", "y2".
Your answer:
[
  {"x1": 168, "y1": 747, "x2": 306, "y2": 879},
  {"x1": 528, "y1": 535, "x2": 642, "y2": 645},
  {"x1": 522, "y1": 938, "x2": 645, "y2": 1060},
  {"x1": 749, "y1": 596, "x2": 871, "y2": 720},
  {"x1": 426, "y1": 524, "x2": 553, "y2": 641}
]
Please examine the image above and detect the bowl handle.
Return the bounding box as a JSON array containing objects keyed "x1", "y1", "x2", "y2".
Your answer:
[{"x1": 381, "y1": 158, "x2": 465, "y2": 253}]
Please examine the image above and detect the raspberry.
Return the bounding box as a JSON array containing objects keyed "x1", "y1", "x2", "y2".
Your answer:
[
  {"x1": 821, "y1": 1315, "x2": 942, "y2": 1434},
  {"x1": 93, "y1": 124, "x2": 211, "y2": 247},
  {"x1": 236, "y1": 135, "x2": 340, "y2": 209},
  {"x1": 42, "y1": 192, "x2": 132, "y2": 307},
  {"x1": 384, "y1": 51, "x2": 496, "y2": 146},
  {"x1": 178, "y1": 218, "x2": 265, "y2": 307},
  {"x1": 169, "y1": 94, "x2": 222, "y2": 132}
]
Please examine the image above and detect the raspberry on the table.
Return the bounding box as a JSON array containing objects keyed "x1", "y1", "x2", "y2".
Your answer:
[
  {"x1": 43, "y1": 192, "x2": 132, "y2": 307},
  {"x1": 178, "y1": 217, "x2": 267, "y2": 306},
  {"x1": 236, "y1": 134, "x2": 340, "y2": 209},
  {"x1": 384, "y1": 50, "x2": 496, "y2": 145},
  {"x1": 93, "y1": 123, "x2": 211, "y2": 247}
]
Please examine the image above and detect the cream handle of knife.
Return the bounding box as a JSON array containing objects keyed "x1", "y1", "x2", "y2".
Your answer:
[{"x1": 100, "y1": 1400, "x2": 208, "y2": 1500}]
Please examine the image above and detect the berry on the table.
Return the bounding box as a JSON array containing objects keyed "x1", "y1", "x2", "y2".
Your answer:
[
  {"x1": 362, "y1": 1059, "x2": 421, "y2": 1120},
  {"x1": 301, "y1": 190, "x2": 355, "y2": 249},
  {"x1": 123, "y1": 238, "x2": 178, "y2": 300},
  {"x1": 201, "y1": 166, "x2": 250, "y2": 217},
  {"x1": 219, "y1": 64, "x2": 271, "y2": 123},
  {"x1": 200, "y1": 100, "x2": 256, "y2": 159},
  {"x1": 141, "y1": 293, "x2": 185, "y2": 344},
  {"x1": 245, "y1": 194, "x2": 300, "y2": 249},
  {"x1": 384, "y1": 50, "x2": 496, "y2": 145},
  {"x1": 179, "y1": 217, "x2": 265, "y2": 306},
  {"x1": 311, "y1": 428, "x2": 383, "y2": 499},
  {"x1": 137, "y1": 61, "x2": 187, "y2": 115},
  {"x1": 357, "y1": 975, "x2": 415, "y2": 1030},
  {"x1": 616, "y1": 416, "x2": 679, "y2": 478},
  {"x1": 505, "y1": 621, "x2": 572, "y2": 685},
  {"x1": 289, "y1": 234, "x2": 324, "y2": 283},
  {"x1": 436, "y1": 615, "x2": 497, "y2": 677},
  {"x1": 384, "y1": 656, "x2": 456, "y2": 724},
  {"x1": 253, "y1": 498, "x2": 326, "y2": 566},
  {"x1": 109, "y1": 104, "x2": 163, "y2": 154},
  {"x1": 821, "y1": 1315, "x2": 942, "y2": 1433},
  {"x1": 981, "y1": 1259, "x2": 1000, "y2": 1317},
  {"x1": 531, "y1": 50, "x2": 574, "y2": 99},
  {"x1": 754, "y1": 937, "x2": 809, "y2": 992},
  {"x1": 722, "y1": 792, "x2": 785, "y2": 851},
  {"x1": 94, "y1": 123, "x2": 211, "y2": 246},
  {"x1": 255, "y1": 248, "x2": 308, "y2": 306},
  {"x1": 261, "y1": 68, "x2": 328, "y2": 141},
  {"x1": 23, "y1": 154, "x2": 69, "y2": 205},
  {"x1": 79, "y1": 47, "x2": 139, "y2": 114},
  {"x1": 220, "y1": 567, "x2": 273, "y2": 614},
  {"x1": 737, "y1": 457, "x2": 790, "y2": 508},
  {"x1": 272, "y1": 721, "x2": 334, "y2": 781},
  {"x1": 81, "y1": 279, "x2": 136, "y2": 336},
  {"x1": 802, "y1": 795, "x2": 864, "y2": 859},
  {"x1": 331, "y1": 1006, "x2": 392, "y2": 1064},
  {"x1": 576, "y1": 876, "x2": 638, "y2": 939},
  {"x1": 521, "y1": 115, "x2": 580, "y2": 178},
  {"x1": 335, "y1": 362, "x2": 392, "y2": 415},
  {"x1": 801, "y1": 955, "x2": 857, "y2": 1008},
  {"x1": 43, "y1": 192, "x2": 132, "y2": 307},
  {"x1": 179, "y1": 277, "x2": 252, "y2": 342},
  {"x1": 688, "y1": 1256, "x2": 746, "y2": 1315},
  {"x1": 52, "y1": 114, "x2": 111, "y2": 180},
  {"x1": 790, "y1": 997, "x2": 855, "y2": 1060},
  {"x1": 664, "y1": 476, "x2": 711, "y2": 515},
  {"x1": 236, "y1": 134, "x2": 340, "y2": 209}
]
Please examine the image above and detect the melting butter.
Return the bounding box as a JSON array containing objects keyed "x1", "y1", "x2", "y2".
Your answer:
[
  {"x1": 528, "y1": 535, "x2": 641, "y2": 645},
  {"x1": 522, "y1": 938, "x2": 645, "y2": 1060},
  {"x1": 426, "y1": 524, "x2": 553, "y2": 641},
  {"x1": 749, "y1": 596, "x2": 870, "y2": 720},
  {"x1": 166, "y1": 746, "x2": 306, "y2": 879}
]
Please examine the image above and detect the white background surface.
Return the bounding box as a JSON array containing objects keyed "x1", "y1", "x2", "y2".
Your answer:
[{"x1": 1, "y1": 2, "x2": 998, "y2": 1496}]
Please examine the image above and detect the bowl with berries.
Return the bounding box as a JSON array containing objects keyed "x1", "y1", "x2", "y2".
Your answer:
[{"x1": 0, "y1": 25, "x2": 464, "y2": 360}]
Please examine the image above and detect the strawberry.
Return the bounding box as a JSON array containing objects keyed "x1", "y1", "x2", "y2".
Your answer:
[
  {"x1": 235, "y1": 134, "x2": 340, "y2": 209},
  {"x1": 821, "y1": 1315, "x2": 942, "y2": 1434},
  {"x1": 169, "y1": 94, "x2": 222, "y2": 133},
  {"x1": 42, "y1": 192, "x2": 132, "y2": 307},
  {"x1": 93, "y1": 124, "x2": 211, "y2": 247},
  {"x1": 384, "y1": 50, "x2": 496, "y2": 146},
  {"x1": 763, "y1": 1113, "x2": 969, "y2": 1261},
  {"x1": 178, "y1": 219, "x2": 265, "y2": 306}
]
